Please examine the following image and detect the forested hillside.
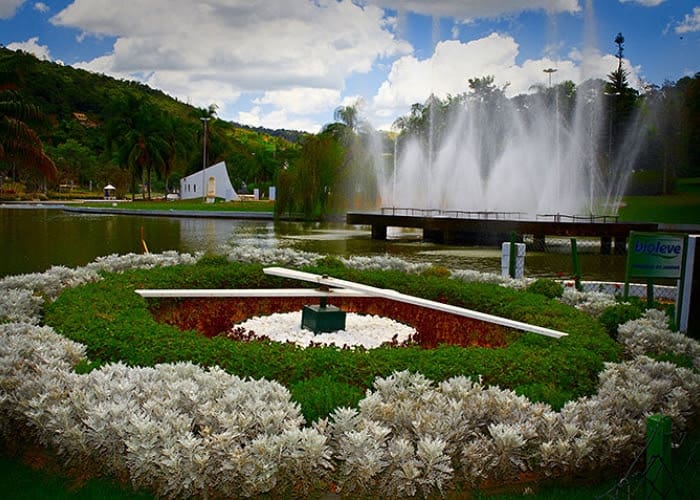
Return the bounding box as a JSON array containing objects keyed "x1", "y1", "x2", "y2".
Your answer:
[
  {"x1": 0, "y1": 47, "x2": 303, "y2": 198},
  {"x1": 2, "y1": 46, "x2": 698, "y2": 220}
]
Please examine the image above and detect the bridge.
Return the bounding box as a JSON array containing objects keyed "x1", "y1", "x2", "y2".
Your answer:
[{"x1": 346, "y1": 208, "x2": 659, "y2": 254}]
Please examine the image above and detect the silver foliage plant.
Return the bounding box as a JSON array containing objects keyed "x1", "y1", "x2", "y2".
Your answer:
[
  {"x1": 558, "y1": 289, "x2": 618, "y2": 317},
  {"x1": 618, "y1": 309, "x2": 700, "y2": 369},
  {"x1": 1, "y1": 248, "x2": 699, "y2": 498},
  {"x1": 0, "y1": 251, "x2": 200, "y2": 316}
]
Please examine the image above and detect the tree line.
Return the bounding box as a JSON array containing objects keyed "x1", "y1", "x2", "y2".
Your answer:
[
  {"x1": 0, "y1": 48, "x2": 298, "y2": 199},
  {"x1": 2, "y1": 42, "x2": 698, "y2": 219}
]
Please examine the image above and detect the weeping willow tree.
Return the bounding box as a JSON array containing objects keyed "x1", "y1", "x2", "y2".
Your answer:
[
  {"x1": 275, "y1": 133, "x2": 345, "y2": 219},
  {"x1": 275, "y1": 102, "x2": 382, "y2": 220}
]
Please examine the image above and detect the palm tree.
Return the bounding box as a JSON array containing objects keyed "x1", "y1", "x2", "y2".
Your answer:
[
  {"x1": 160, "y1": 116, "x2": 191, "y2": 193},
  {"x1": 0, "y1": 88, "x2": 57, "y2": 183},
  {"x1": 106, "y1": 94, "x2": 169, "y2": 199},
  {"x1": 333, "y1": 103, "x2": 359, "y2": 132}
]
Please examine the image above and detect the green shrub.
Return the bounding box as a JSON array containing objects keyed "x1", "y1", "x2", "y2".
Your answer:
[
  {"x1": 45, "y1": 259, "x2": 620, "y2": 417},
  {"x1": 421, "y1": 265, "x2": 452, "y2": 279},
  {"x1": 289, "y1": 375, "x2": 365, "y2": 423},
  {"x1": 526, "y1": 278, "x2": 564, "y2": 299},
  {"x1": 196, "y1": 253, "x2": 230, "y2": 267},
  {"x1": 599, "y1": 302, "x2": 645, "y2": 339},
  {"x1": 314, "y1": 255, "x2": 345, "y2": 273}
]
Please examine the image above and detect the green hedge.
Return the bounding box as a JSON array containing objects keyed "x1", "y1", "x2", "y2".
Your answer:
[{"x1": 45, "y1": 260, "x2": 620, "y2": 422}]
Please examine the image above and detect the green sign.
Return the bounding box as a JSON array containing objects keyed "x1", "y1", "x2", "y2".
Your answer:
[{"x1": 627, "y1": 232, "x2": 686, "y2": 279}]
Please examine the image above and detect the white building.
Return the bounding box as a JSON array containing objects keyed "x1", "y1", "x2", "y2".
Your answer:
[{"x1": 179, "y1": 161, "x2": 238, "y2": 201}]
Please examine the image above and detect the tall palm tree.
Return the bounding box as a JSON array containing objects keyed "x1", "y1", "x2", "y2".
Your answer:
[
  {"x1": 106, "y1": 94, "x2": 169, "y2": 199},
  {"x1": 0, "y1": 88, "x2": 57, "y2": 182}
]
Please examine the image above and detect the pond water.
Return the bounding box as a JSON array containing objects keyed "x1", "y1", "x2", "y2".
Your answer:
[{"x1": 0, "y1": 206, "x2": 627, "y2": 280}]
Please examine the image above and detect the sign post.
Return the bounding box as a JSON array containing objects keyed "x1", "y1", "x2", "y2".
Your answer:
[
  {"x1": 625, "y1": 231, "x2": 687, "y2": 325},
  {"x1": 679, "y1": 235, "x2": 700, "y2": 337}
]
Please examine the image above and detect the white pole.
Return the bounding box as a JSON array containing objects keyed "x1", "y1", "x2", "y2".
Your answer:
[{"x1": 200, "y1": 117, "x2": 210, "y2": 200}]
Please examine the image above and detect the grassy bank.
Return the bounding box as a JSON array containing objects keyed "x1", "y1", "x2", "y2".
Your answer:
[
  {"x1": 619, "y1": 177, "x2": 700, "y2": 224},
  {"x1": 84, "y1": 198, "x2": 275, "y2": 213}
]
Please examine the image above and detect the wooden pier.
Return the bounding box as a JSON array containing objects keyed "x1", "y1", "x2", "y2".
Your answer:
[{"x1": 346, "y1": 208, "x2": 659, "y2": 254}]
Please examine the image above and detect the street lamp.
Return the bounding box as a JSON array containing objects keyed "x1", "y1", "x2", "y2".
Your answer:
[
  {"x1": 543, "y1": 67, "x2": 557, "y2": 88},
  {"x1": 200, "y1": 117, "x2": 210, "y2": 200}
]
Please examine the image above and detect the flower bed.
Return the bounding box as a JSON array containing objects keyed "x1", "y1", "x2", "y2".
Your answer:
[
  {"x1": 152, "y1": 295, "x2": 512, "y2": 348},
  {"x1": 1, "y1": 249, "x2": 699, "y2": 498}
]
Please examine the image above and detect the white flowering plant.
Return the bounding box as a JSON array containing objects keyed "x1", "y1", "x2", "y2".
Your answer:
[{"x1": 0, "y1": 246, "x2": 698, "y2": 497}]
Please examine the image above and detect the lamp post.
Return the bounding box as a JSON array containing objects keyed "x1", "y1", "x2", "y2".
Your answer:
[{"x1": 200, "y1": 117, "x2": 210, "y2": 200}]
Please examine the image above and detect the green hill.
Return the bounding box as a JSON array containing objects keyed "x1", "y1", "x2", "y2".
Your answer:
[{"x1": 0, "y1": 47, "x2": 302, "y2": 197}]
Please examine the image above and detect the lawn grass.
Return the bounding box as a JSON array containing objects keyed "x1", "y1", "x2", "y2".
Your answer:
[
  {"x1": 84, "y1": 198, "x2": 275, "y2": 213},
  {"x1": 618, "y1": 177, "x2": 700, "y2": 224}
]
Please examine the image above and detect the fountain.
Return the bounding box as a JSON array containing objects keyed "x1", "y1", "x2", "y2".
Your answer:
[{"x1": 378, "y1": 1, "x2": 643, "y2": 220}]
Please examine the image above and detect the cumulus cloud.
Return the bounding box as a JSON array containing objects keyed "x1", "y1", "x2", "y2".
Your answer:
[
  {"x1": 33, "y1": 2, "x2": 49, "y2": 13},
  {"x1": 0, "y1": 0, "x2": 25, "y2": 19},
  {"x1": 28, "y1": 0, "x2": 646, "y2": 132},
  {"x1": 254, "y1": 88, "x2": 341, "y2": 116},
  {"x1": 676, "y1": 6, "x2": 700, "y2": 34},
  {"x1": 369, "y1": 33, "x2": 641, "y2": 129},
  {"x1": 5, "y1": 36, "x2": 52, "y2": 60},
  {"x1": 49, "y1": 0, "x2": 411, "y2": 129}
]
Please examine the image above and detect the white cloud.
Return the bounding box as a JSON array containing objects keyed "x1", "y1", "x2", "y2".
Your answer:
[
  {"x1": 619, "y1": 0, "x2": 666, "y2": 6},
  {"x1": 370, "y1": 0, "x2": 580, "y2": 20},
  {"x1": 33, "y1": 2, "x2": 49, "y2": 13},
  {"x1": 49, "y1": 0, "x2": 411, "y2": 125},
  {"x1": 369, "y1": 33, "x2": 643, "y2": 128},
  {"x1": 5, "y1": 36, "x2": 52, "y2": 60},
  {"x1": 373, "y1": 34, "x2": 522, "y2": 113},
  {"x1": 0, "y1": 0, "x2": 25, "y2": 19},
  {"x1": 254, "y1": 88, "x2": 341, "y2": 116},
  {"x1": 676, "y1": 7, "x2": 700, "y2": 34}
]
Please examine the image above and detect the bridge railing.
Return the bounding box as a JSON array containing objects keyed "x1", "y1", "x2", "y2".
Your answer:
[
  {"x1": 380, "y1": 207, "x2": 528, "y2": 220},
  {"x1": 379, "y1": 208, "x2": 620, "y2": 223},
  {"x1": 535, "y1": 213, "x2": 620, "y2": 223}
]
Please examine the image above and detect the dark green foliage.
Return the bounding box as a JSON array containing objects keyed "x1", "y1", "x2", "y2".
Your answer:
[
  {"x1": 0, "y1": 47, "x2": 299, "y2": 197},
  {"x1": 648, "y1": 352, "x2": 694, "y2": 369},
  {"x1": 314, "y1": 255, "x2": 345, "y2": 273},
  {"x1": 421, "y1": 265, "x2": 452, "y2": 279},
  {"x1": 290, "y1": 375, "x2": 365, "y2": 423},
  {"x1": 44, "y1": 260, "x2": 621, "y2": 417},
  {"x1": 196, "y1": 253, "x2": 231, "y2": 267},
  {"x1": 526, "y1": 278, "x2": 564, "y2": 299},
  {"x1": 0, "y1": 454, "x2": 154, "y2": 499},
  {"x1": 598, "y1": 302, "x2": 645, "y2": 339}
]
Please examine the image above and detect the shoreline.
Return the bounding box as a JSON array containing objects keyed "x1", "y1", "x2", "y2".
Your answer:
[
  {"x1": 62, "y1": 205, "x2": 276, "y2": 220},
  {"x1": 0, "y1": 200, "x2": 278, "y2": 220}
]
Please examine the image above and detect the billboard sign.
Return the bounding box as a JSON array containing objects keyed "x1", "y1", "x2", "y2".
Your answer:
[{"x1": 627, "y1": 232, "x2": 686, "y2": 279}]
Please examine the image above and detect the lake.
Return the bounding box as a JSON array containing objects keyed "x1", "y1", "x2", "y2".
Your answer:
[{"x1": 0, "y1": 206, "x2": 628, "y2": 280}]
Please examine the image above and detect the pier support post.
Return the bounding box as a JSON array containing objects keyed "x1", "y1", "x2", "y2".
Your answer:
[
  {"x1": 601, "y1": 236, "x2": 612, "y2": 255},
  {"x1": 614, "y1": 236, "x2": 627, "y2": 254},
  {"x1": 371, "y1": 224, "x2": 387, "y2": 240},
  {"x1": 532, "y1": 235, "x2": 546, "y2": 251}
]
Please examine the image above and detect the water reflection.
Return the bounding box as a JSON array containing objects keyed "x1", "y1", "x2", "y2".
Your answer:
[{"x1": 0, "y1": 207, "x2": 627, "y2": 281}]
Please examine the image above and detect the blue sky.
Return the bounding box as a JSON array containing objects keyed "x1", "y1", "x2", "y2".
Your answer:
[{"x1": 1, "y1": 1, "x2": 698, "y2": 132}]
